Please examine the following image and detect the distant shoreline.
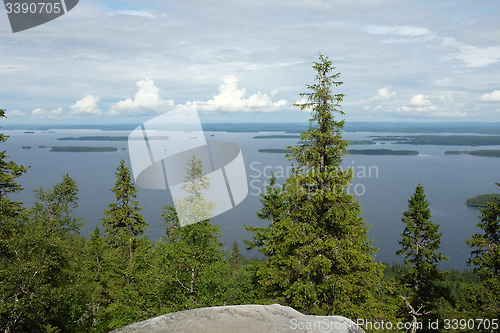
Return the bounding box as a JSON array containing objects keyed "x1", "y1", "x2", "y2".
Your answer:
[{"x1": 4, "y1": 122, "x2": 500, "y2": 134}]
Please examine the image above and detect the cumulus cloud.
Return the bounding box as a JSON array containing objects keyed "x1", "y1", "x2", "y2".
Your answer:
[
  {"x1": 479, "y1": 90, "x2": 500, "y2": 102},
  {"x1": 365, "y1": 25, "x2": 430, "y2": 36},
  {"x1": 31, "y1": 107, "x2": 63, "y2": 118},
  {"x1": 408, "y1": 94, "x2": 433, "y2": 107},
  {"x1": 6, "y1": 110, "x2": 26, "y2": 117},
  {"x1": 70, "y1": 95, "x2": 101, "y2": 115},
  {"x1": 109, "y1": 79, "x2": 175, "y2": 116},
  {"x1": 190, "y1": 75, "x2": 288, "y2": 112},
  {"x1": 392, "y1": 94, "x2": 467, "y2": 117},
  {"x1": 371, "y1": 86, "x2": 397, "y2": 102}
]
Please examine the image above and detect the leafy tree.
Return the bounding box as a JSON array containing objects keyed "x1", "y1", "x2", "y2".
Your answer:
[
  {"x1": 101, "y1": 159, "x2": 148, "y2": 252},
  {"x1": 173, "y1": 155, "x2": 217, "y2": 227},
  {"x1": 0, "y1": 174, "x2": 88, "y2": 332},
  {"x1": 153, "y1": 156, "x2": 255, "y2": 312},
  {"x1": 396, "y1": 183, "x2": 449, "y2": 332},
  {"x1": 463, "y1": 182, "x2": 500, "y2": 321},
  {"x1": 246, "y1": 54, "x2": 383, "y2": 319}
]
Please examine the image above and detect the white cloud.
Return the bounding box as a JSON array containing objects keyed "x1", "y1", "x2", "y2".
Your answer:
[
  {"x1": 444, "y1": 38, "x2": 500, "y2": 67},
  {"x1": 479, "y1": 90, "x2": 500, "y2": 102},
  {"x1": 408, "y1": 94, "x2": 433, "y2": 107},
  {"x1": 31, "y1": 107, "x2": 63, "y2": 118},
  {"x1": 70, "y1": 95, "x2": 101, "y2": 115},
  {"x1": 365, "y1": 25, "x2": 430, "y2": 36},
  {"x1": 371, "y1": 86, "x2": 397, "y2": 102},
  {"x1": 109, "y1": 79, "x2": 175, "y2": 116},
  {"x1": 190, "y1": 75, "x2": 288, "y2": 112},
  {"x1": 114, "y1": 10, "x2": 164, "y2": 19},
  {"x1": 6, "y1": 110, "x2": 26, "y2": 117}
]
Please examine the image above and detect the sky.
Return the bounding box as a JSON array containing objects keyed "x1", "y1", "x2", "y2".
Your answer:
[{"x1": 1, "y1": 0, "x2": 500, "y2": 125}]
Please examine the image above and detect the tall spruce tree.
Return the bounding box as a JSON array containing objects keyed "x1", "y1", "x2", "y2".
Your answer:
[
  {"x1": 246, "y1": 54, "x2": 383, "y2": 318},
  {"x1": 101, "y1": 159, "x2": 148, "y2": 250},
  {"x1": 397, "y1": 183, "x2": 449, "y2": 332},
  {"x1": 464, "y1": 182, "x2": 500, "y2": 321}
]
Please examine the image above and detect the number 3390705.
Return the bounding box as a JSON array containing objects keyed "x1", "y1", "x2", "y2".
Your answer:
[{"x1": 5, "y1": 2, "x2": 61, "y2": 14}]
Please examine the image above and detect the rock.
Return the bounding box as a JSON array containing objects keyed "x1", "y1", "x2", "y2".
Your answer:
[{"x1": 110, "y1": 304, "x2": 364, "y2": 333}]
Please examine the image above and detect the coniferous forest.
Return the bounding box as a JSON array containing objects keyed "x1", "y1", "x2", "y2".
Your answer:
[{"x1": 1, "y1": 56, "x2": 500, "y2": 333}]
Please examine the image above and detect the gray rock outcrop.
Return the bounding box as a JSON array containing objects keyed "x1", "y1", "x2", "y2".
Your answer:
[{"x1": 110, "y1": 304, "x2": 364, "y2": 333}]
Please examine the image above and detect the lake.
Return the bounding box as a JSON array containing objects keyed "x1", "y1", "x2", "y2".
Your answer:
[{"x1": 4, "y1": 128, "x2": 500, "y2": 270}]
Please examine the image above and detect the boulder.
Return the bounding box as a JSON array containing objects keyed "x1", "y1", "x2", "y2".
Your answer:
[{"x1": 110, "y1": 304, "x2": 364, "y2": 333}]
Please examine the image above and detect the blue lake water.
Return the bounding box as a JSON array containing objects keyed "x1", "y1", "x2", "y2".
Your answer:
[{"x1": 4, "y1": 129, "x2": 500, "y2": 270}]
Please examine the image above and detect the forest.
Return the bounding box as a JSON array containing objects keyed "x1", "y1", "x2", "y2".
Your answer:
[{"x1": 1, "y1": 55, "x2": 500, "y2": 333}]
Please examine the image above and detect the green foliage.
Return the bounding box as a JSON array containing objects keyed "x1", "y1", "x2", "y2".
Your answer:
[
  {"x1": 246, "y1": 54, "x2": 384, "y2": 320},
  {"x1": 101, "y1": 159, "x2": 148, "y2": 246},
  {"x1": 465, "y1": 193, "x2": 500, "y2": 207},
  {"x1": 0, "y1": 174, "x2": 88, "y2": 332},
  {"x1": 173, "y1": 155, "x2": 217, "y2": 227},
  {"x1": 0, "y1": 109, "x2": 29, "y2": 218},
  {"x1": 397, "y1": 183, "x2": 449, "y2": 331},
  {"x1": 463, "y1": 182, "x2": 500, "y2": 321}
]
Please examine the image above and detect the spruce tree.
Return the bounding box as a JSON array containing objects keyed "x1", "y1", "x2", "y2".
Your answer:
[
  {"x1": 101, "y1": 159, "x2": 148, "y2": 249},
  {"x1": 246, "y1": 54, "x2": 383, "y2": 318},
  {"x1": 397, "y1": 183, "x2": 449, "y2": 332},
  {"x1": 464, "y1": 182, "x2": 500, "y2": 320},
  {"x1": 0, "y1": 109, "x2": 28, "y2": 218}
]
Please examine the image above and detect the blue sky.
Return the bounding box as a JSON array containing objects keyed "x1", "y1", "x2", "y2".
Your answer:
[{"x1": 1, "y1": 0, "x2": 500, "y2": 124}]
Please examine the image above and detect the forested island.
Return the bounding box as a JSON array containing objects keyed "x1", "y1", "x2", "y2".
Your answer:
[
  {"x1": 371, "y1": 135, "x2": 500, "y2": 145},
  {"x1": 445, "y1": 150, "x2": 500, "y2": 157},
  {"x1": 253, "y1": 135, "x2": 301, "y2": 139},
  {"x1": 58, "y1": 136, "x2": 169, "y2": 141},
  {"x1": 58, "y1": 136, "x2": 129, "y2": 141},
  {"x1": 258, "y1": 148, "x2": 293, "y2": 153},
  {"x1": 259, "y1": 148, "x2": 418, "y2": 155},
  {"x1": 50, "y1": 146, "x2": 118, "y2": 152},
  {"x1": 465, "y1": 193, "x2": 500, "y2": 207},
  {"x1": 349, "y1": 149, "x2": 419, "y2": 155}
]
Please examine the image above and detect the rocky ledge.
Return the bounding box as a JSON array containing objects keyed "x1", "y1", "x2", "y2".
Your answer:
[{"x1": 110, "y1": 304, "x2": 364, "y2": 333}]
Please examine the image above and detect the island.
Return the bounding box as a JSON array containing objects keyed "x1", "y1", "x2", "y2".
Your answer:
[
  {"x1": 253, "y1": 135, "x2": 301, "y2": 139},
  {"x1": 259, "y1": 148, "x2": 418, "y2": 155},
  {"x1": 50, "y1": 146, "x2": 118, "y2": 152},
  {"x1": 58, "y1": 136, "x2": 169, "y2": 141},
  {"x1": 348, "y1": 149, "x2": 419, "y2": 155},
  {"x1": 371, "y1": 135, "x2": 500, "y2": 146},
  {"x1": 465, "y1": 194, "x2": 500, "y2": 207},
  {"x1": 58, "y1": 136, "x2": 129, "y2": 141},
  {"x1": 444, "y1": 150, "x2": 500, "y2": 157},
  {"x1": 259, "y1": 148, "x2": 293, "y2": 153}
]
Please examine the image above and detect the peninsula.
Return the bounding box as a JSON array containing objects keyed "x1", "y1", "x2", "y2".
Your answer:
[{"x1": 50, "y1": 146, "x2": 118, "y2": 152}]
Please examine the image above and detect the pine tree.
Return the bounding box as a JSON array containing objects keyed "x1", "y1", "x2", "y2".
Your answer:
[
  {"x1": 397, "y1": 183, "x2": 449, "y2": 332},
  {"x1": 464, "y1": 182, "x2": 500, "y2": 320},
  {"x1": 246, "y1": 54, "x2": 383, "y2": 318},
  {"x1": 101, "y1": 159, "x2": 148, "y2": 250}
]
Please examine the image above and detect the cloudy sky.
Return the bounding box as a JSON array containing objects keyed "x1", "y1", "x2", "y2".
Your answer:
[{"x1": 1, "y1": 0, "x2": 500, "y2": 124}]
